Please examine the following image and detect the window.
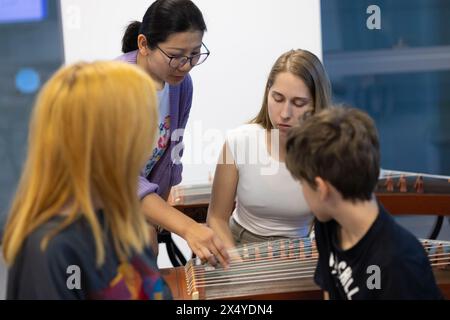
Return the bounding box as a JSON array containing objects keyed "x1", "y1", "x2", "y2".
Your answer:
[
  {"x1": 321, "y1": 0, "x2": 450, "y2": 176},
  {"x1": 0, "y1": 0, "x2": 64, "y2": 233}
]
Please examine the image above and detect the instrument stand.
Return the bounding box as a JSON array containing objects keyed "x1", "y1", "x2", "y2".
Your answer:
[{"x1": 158, "y1": 229, "x2": 187, "y2": 267}]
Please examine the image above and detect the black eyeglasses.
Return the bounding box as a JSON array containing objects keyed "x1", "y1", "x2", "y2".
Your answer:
[{"x1": 156, "y1": 42, "x2": 210, "y2": 68}]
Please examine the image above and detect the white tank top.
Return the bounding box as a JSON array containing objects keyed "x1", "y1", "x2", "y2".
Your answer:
[{"x1": 227, "y1": 124, "x2": 312, "y2": 237}]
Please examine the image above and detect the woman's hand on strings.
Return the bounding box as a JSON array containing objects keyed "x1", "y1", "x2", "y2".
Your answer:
[
  {"x1": 184, "y1": 222, "x2": 230, "y2": 267},
  {"x1": 226, "y1": 248, "x2": 244, "y2": 264}
]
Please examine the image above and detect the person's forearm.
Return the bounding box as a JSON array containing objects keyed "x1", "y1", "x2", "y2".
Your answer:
[
  {"x1": 141, "y1": 193, "x2": 196, "y2": 238},
  {"x1": 141, "y1": 193, "x2": 231, "y2": 267},
  {"x1": 207, "y1": 215, "x2": 236, "y2": 249}
]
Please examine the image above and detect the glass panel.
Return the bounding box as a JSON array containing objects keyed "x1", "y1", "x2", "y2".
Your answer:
[
  {"x1": 321, "y1": 0, "x2": 450, "y2": 176},
  {"x1": 331, "y1": 71, "x2": 450, "y2": 175},
  {"x1": 322, "y1": 0, "x2": 450, "y2": 52},
  {"x1": 0, "y1": 0, "x2": 64, "y2": 233}
]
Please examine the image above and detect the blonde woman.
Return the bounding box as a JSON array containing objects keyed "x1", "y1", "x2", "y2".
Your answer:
[
  {"x1": 2, "y1": 62, "x2": 171, "y2": 299},
  {"x1": 207, "y1": 50, "x2": 332, "y2": 250}
]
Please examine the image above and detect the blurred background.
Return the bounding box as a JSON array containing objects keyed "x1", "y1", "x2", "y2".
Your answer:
[{"x1": 0, "y1": 0, "x2": 449, "y2": 299}]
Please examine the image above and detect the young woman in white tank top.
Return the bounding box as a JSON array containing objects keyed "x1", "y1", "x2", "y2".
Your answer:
[{"x1": 207, "y1": 49, "x2": 332, "y2": 249}]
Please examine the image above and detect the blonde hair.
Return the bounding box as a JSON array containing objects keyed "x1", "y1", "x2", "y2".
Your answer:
[
  {"x1": 252, "y1": 49, "x2": 332, "y2": 129},
  {"x1": 2, "y1": 61, "x2": 158, "y2": 266}
]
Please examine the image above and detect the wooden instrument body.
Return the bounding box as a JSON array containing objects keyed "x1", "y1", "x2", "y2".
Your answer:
[
  {"x1": 170, "y1": 176, "x2": 450, "y2": 221},
  {"x1": 161, "y1": 266, "x2": 322, "y2": 300},
  {"x1": 161, "y1": 266, "x2": 450, "y2": 300},
  {"x1": 164, "y1": 175, "x2": 450, "y2": 300}
]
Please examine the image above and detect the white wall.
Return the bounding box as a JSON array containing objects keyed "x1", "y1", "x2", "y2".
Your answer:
[
  {"x1": 61, "y1": 0, "x2": 322, "y2": 184},
  {"x1": 60, "y1": 0, "x2": 322, "y2": 267}
]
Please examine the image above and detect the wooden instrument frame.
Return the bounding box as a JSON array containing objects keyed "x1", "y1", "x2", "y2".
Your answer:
[
  {"x1": 162, "y1": 262, "x2": 450, "y2": 300},
  {"x1": 161, "y1": 266, "x2": 323, "y2": 300},
  {"x1": 162, "y1": 179, "x2": 450, "y2": 300}
]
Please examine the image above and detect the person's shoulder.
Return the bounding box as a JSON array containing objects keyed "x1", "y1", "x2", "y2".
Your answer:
[
  {"x1": 226, "y1": 123, "x2": 264, "y2": 145},
  {"x1": 230, "y1": 123, "x2": 264, "y2": 135},
  {"x1": 172, "y1": 74, "x2": 193, "y2": 94},
  {"x1": 389, "y1": 231, "x2": 430, "y2": 268},
  {"x1": 380, "y1": 206, "x2": 424, "y2": 251},
  {"x1": 24, "y1": 216, "x2": 91, "y2": 263},
  {"x1": 381, "y1": 240, "x2": 442, "y2": 299},
  {"x1": 172, "y1": 75, "x2": 193, "y2": 111},
  {"x1": 8, "y1": 217, "x2": 93, "y2": 300},
  {"x1": 115, "y1": 50, "x2": 138, "y2": 64},
  {"x1": 25, "y1": 217, "x2": 66, "y2": 249},
  {"x1": 374, "y1": 206, "x2": 430, "y2": 265},
  {"x1": 181, "y1": 73, "x2": 193, "y2": 86}
]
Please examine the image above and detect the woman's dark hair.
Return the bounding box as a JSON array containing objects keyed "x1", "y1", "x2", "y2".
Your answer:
[{"x1": 122, "y1": 0, "x2": 207, "y2": 53}]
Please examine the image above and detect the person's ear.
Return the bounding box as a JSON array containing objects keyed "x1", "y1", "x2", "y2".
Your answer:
[
  {"x1": 314, "y1": 177, "x2": 329, "y2": 201},
  {"x1": 138, "y1": 34, "x2": 149, "y2": 56}
]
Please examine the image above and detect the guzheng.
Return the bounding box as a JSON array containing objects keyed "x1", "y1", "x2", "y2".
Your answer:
[
  {"x1": 169, "y1": 169, "x2": 450, "y2": 222},
  {"x1": 375, "y1": 170, "x2": 450, "y2": 216},
  {"x1": 161, "y1": 238, "x2": 450, "y2": 300}
]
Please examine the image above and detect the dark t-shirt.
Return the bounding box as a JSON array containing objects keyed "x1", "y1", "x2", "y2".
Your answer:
[
  {"x1": 314, "y1": 204, "x2": 443, "y2": 300},
  {"x1": 7, "y1": 213, "x2": 172, "y2": 300}
]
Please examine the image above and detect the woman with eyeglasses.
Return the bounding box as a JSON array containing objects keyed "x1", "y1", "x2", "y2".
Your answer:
[{"x1": 117, "y1": 0, "x2": 229, "y2": 267}]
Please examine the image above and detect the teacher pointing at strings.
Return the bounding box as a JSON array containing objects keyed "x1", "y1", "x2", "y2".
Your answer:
[{"x1": 117, "y1": 0, "x2": 228, "y2": 266}]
